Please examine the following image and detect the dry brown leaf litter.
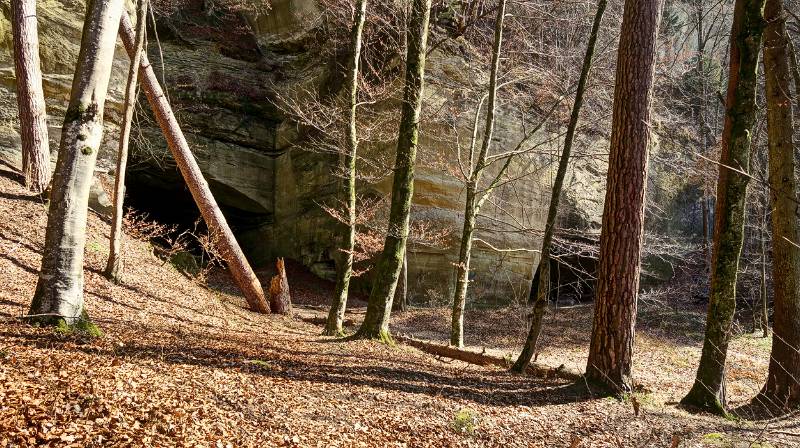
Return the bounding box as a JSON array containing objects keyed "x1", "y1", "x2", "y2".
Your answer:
[{"x1": 0, "y1": 167, "x2": 797, "y2": 447}]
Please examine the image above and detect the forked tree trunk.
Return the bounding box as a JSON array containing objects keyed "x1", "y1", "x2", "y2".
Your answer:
[
  {"x1": 29, "y1": 0, "x2": 125, "y2": 327},
  {"x1": 119, "y1": 13, "x2": 270, "y2": 313},
  {"x1": 354, "y1": 0, "x2": 431, "y2": 342},
  {"x1": 512, "y1": 0, "x2": 606, "y2": 373},
  {"x1": 584, "y1": 0, "x2": 663, "y2": 394},
  {"x1": 760, "y1": 0, "x2": 800, "y2": 409},
  {"x1": 681, "y1": 0, "x2": 765, "y2": 415},
  {"x1": 324, "y1": 0, "x2": 368, "y2": 336},
  {"x1": 269, "y1": 258, "x2": 292, "y2": 315},
  {"x1": 12, "y1": 0, "x2": 51, "y2": 194},
  {"x1": 450, "y1": 0, "x2": 506, "y2": 349},
  {"x1": 105, "y1": 0, "x2": 148, "y2": 283}
]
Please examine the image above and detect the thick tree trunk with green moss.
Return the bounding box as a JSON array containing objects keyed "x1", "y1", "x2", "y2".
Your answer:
[
  {"x1": 450, "y1": 0, "x2": 506, "y2": 349},
  {"x1": 354, "y1": 0, "x2": 431, "y2": 342},
  {"x1": 29, "y1": 0, "x2": 125, "y2": 328},
  {"x1": 105, "y1": 0, "x2": 148, "y2": 283},
  {"x1": 584, "y1": 0, "x2": 663, "y2": 393},
  {"x1": 12, "y1": 0, "x2": 51, "y2": 194},
  {"x1": 681, "y1": 0, "x2": 765, "y2": 415},
  {"x1": 760, "y1": 0, "x2": 800, "y2": 409},
  {"x1": 513, "y1": 0, "x2": 606, "y2": 373},
  {"x1": 324, "y1": 0, "x2": 368, "y2": 337}
]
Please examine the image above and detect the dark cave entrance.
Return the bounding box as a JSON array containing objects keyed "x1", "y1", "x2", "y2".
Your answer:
[
  {"x1": 542, "y1": 235, "x2": 599, "y2": 307},
  {"x1": 124, "y1": 167, "x2": 273, "y2": 267}
]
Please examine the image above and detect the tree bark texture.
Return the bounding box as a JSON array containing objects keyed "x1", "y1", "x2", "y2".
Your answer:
[
  {"x1": 325, "y1": 0, "x2": 367, "y2": 336},
  {"x1": 584, "y1": 0, "x2": 663, "y2": 393},
  {"x1": 269, "y1": 258, "x2": 292, "y2": 315},
  {"x1": 12, "y1": 0, "x2": 51, "y2": 193},
  {"x1": 760, "y1": 0, "x2": 800, "y2": 409},
  {"x1": 29, "y1": 0, "x2": 125, "y2": 325},
  {"x1": 450, "y1": 0, "x2": 506, "y2": 349},
  {"x1": 355, "y1": 0, "x2": 431, "y2": 342},
  {"x1": 682, "y1": 0, "x2": 765, "y2": 414},
  {"x1": 513, "y1": 0, "x2": 606, "y2": 373},
  {"x1": 105, "y1": 0, "x2": 148, "y2": 283},
  {"x1": 119, "y1": 12, "x2": 270, "y2": 314}
]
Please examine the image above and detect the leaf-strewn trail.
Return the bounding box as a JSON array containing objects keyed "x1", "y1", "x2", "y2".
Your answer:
[{"x1": 0, "y1": 167, "x2": 796, "y2": 447}]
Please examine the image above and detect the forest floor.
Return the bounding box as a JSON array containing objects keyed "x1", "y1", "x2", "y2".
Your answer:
[{"x1": 1, "y1": 164, "x2": 799, "y2": 447}]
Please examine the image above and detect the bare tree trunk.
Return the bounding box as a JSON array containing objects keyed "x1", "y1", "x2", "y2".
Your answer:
[
  {"x1": 584, "y1": 0, "x2": 663, "y2": 394},
  {"x1": 12, "y1": 0, "x2": 51, "y2": 194},
  {"x1": 119, "y1": 13, "x2": 270, "y2": 313},
  {"x1": 354, "y1": 0, "x2": 431, "y2": 342},
  {"x1": 760, "y1": 0, "x2": 800, "y2": 409},
  {"x1": 105, "y1": 0, "x2": 148, "y2": 283},
  {"x1": 324, "y1": 0, "x2": 367, "y2": 336},
  {"x1": 450, "y1": 0, "x2": 507, "y2": 348},
  {"x1": 696, "y1": 1, "x2": 713, "y2": 270},
  {"x1": 269, "y1": 258, "x2": 292, "y2": 315},
  {"x1": 512, "y1": 0, "x2": 606, "y2": 373},
  {"x1": 757, "y1": 202, "x2": 769, "y2": 337},
  {"x1": 393, "y1": 251, "x2": 408, "y2": 312},
  {"x1": 28, "y1": 0, "x2": 125, "y2": 328},
  {"x1": 682, "y1": 0, "x2": 765, "y2": 415}
]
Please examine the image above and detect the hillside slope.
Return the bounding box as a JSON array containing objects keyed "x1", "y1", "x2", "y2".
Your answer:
[{"x1": 0, "y1": 164, "x2": 796, "y2": 447}]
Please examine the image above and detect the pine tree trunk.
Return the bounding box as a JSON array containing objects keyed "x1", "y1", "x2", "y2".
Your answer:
[
  {"x1": 760, "y1": 0, "x2": 800, "y2": 409},
  {"x1": 105, "y1": 0, "x2": 148, "y2": 283},
  {"x1": 119, "y1": 12, "x2": 270, "y2": 314},
  {"x1": 681, "y1": 0, "x2": 765, "y2": 415},
  {"x1": 12, "y1": 0, "x2": 51, "y2": 194},
  {"x1": 449, "y1": 0, "x2": 506, "y2": 349},
  {"x1": 513, "y1": 0, "x2": 606, "y2": 373},
  {"x1": 324, "y1": 0, "x2": 367, "y2": 337},
  {"x1": 584, "y1": 0, "x2": 663, "y2": 394},
  {"x1": 29, "y1": 0, "x2": 125, "y2": 327},
  {"x1": 354, "y1": 0, "x2": 431, "y2": 342}
]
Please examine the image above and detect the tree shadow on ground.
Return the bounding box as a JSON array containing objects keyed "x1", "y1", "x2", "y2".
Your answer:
[
  {"x1": 2, "y1": 326, "x2": 597, "y2": 408},
  {"x1": 730, "y1": 398, "x2": 800, "y2": 421}
]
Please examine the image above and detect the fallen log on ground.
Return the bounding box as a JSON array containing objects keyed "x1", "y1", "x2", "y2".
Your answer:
[{"x1": 393, "y1": 334, "x2": 583, "y2": 381}]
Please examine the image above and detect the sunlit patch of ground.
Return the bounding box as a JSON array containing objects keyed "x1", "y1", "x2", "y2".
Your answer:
[{"x1": 1, "y1": 166, "x2": 797, "y2": 447}]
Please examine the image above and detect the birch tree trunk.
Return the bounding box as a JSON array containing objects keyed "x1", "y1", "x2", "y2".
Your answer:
[
  {"x1": 584, "y1": 0, "x2": 663, "y2": 394},
  {"x1": 119, "y1": 13, "x2": 270, "y2": 314},
  {"x1": 324, "y1": 0, "x2": 368, "y2": 336},
  {"x1": 759, "y1": 0, "x2": 800, "y2": 409},
  {"x1": 12, "y1": 0, "x2": 51, "y2": 194},
  {"x1": 681, "y1": 0, "x2": 765, "y2": 415},
  {"x1": 105, "y1": 0, "x2": 148, "y2": 283},
  {"x1": 29, "y1": 0, "x2": 125, "y2": 327},
  {"x1": 354, "y1": 0, "x2": 431, "y2": 342},
  {"x1": 449, "y1": 0, "x2": 506, "y2": 349},
  {"x1": 512, "y1": 0, "x2": 606, "y2": 373}
]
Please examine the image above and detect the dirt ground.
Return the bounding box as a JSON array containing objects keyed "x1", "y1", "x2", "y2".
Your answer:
[{"x1": 1, "y1": 164, "x2": 798, "y2": 447}]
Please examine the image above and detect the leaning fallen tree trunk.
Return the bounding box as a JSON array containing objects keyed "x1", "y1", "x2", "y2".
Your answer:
[
  {"x1": 393, "y1": 334, "x2": 583, "y2": 381},
  {"x1": 118, "y1": 13, "x2": 270, "y2": 314}
]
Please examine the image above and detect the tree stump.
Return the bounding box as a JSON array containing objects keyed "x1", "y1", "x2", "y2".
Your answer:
[{"x1": 269, "y1": 258, "x2": 292, "y2": 315}]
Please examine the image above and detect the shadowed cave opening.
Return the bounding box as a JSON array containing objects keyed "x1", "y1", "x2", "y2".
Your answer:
[{"x1": 124, "y1": 167, "x2": 273, "y2": 267}]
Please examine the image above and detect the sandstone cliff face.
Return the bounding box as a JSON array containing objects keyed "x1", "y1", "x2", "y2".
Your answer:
[{"x1": 0, "y1": 0, "x2": 610, "y2": 305}]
